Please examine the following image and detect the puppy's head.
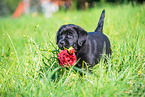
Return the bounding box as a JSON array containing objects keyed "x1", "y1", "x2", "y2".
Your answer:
[{"x1": 56, "y1": 24, "x2": 88, "y2": 51}]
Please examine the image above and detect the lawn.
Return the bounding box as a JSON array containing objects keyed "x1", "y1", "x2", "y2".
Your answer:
[{"x1": 0, "y1": 4, "x2": 145, "y2": 97}]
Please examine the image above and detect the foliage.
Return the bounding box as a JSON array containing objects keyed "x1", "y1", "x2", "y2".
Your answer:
[
  {"x1": 0, "y1": 0, "x2": 20, "y2": 14},
  {"x1": 0, "y1": 4, "x2": 145, "y2": 96}
]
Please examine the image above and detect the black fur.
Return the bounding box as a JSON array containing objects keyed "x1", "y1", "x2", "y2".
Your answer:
[{"x1": 56, "y1": 10, "x2": 111, "y2": 68}]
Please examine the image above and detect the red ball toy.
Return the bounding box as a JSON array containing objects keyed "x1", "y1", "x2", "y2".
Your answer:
[{"x1": 57, "y1": 47, "x2": 76, "y2": 67}]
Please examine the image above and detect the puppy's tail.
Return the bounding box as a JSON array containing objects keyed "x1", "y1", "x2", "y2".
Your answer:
[{"x1": 94, "y1": 9, "x2": 105, "y2": 33}]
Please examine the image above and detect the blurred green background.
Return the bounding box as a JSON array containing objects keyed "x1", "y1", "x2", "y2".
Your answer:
[{"x1": 0, "y1": 0, "x2": 144, "y2": 16}]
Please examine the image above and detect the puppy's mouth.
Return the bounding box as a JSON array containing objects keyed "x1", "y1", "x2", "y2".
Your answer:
[
  {"x1": 58, "y1": 42, "x2": 71, "y2": 50},
  {"x1": 58, "y1": 44, "x2": 68, "y2": 50},
  {"x1": 58, "y1": 44, "x2": 73, "y2": 50},
  {"x1": 60, "y1": 46, "x2": 71, "y2": 50}
]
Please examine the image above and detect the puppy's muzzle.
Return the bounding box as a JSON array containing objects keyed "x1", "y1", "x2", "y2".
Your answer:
[
  {"x1": 60, "y1": 41, "x2": 65, "y2": 45},
  {"x1": 58, "y1": 40, "x2": 70, "y2": 50},
  {"x1": 58, "y1": 40, "x2": 66, "y2": 49},
  {"x1": 58, "y1": 43, "x2": 64, "y2": 50}
]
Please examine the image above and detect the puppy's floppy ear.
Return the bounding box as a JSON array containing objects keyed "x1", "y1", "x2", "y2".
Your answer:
[
  {"x1": 56, "y1": 25, "x2": 67, "y2": 44},
  {"x1": 73, "y1": 25, "x2": 88, "y2": 46}
]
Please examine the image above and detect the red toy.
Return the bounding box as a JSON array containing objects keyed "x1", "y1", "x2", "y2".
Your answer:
[{"x1": 57, "y1": 47, "x2": 76, "y2": 67}]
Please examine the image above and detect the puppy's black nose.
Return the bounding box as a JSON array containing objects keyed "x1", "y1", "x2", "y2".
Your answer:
[{"x1": 60, "y1": 41, "x2": 65, "y2": 46}]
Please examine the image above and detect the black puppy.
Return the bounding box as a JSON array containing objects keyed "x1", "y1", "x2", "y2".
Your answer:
[{"x1": 56, "y1": 10, "x2": 111, "y2": 68}]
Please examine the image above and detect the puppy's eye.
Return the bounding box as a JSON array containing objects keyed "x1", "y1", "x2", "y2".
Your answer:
[{"x1": 67, "y1": 34, "x2": 72, "y2": 39}]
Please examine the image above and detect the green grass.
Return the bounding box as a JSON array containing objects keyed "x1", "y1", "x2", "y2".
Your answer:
[{"x1": 0, "y1": 4, "x2": 145, "y2": 97}]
